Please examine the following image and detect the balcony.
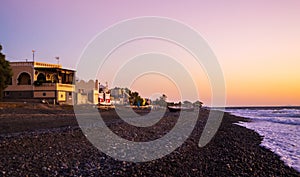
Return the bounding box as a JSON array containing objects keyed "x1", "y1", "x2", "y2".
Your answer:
[
  {"x1": 5, "y1": 85, "x2": 34, "y2": 91},
  {"x1": 34, "y1": 83, "x2": 74, "y2": 92}
]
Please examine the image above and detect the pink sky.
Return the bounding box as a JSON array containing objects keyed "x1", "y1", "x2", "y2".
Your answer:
[{"x1": 1, "y1": 0, "x2": 300, "y2": 106}]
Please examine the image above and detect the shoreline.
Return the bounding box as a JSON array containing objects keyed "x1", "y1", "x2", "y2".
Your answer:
[
  {"x1": 0, "y1": 106, "x2": 299, "y2": 176},
  {"x1": 211, "y1": 106, "x2": 300, "y2": 110}
]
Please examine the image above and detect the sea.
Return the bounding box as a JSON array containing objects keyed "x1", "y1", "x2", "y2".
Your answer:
[{"x1": 224, "y1": 107, "x2": 300, "y2": 172}]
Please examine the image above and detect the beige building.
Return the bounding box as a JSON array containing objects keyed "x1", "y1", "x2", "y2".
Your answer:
[
  {"x1": 110, "y1": 87, "x2": 130, "y2": 105},
  {"x1": 75, "y1": 80, "x2": 99, "y2": 105},
  {"x1": 4, "y1": 61, "x2": 75, "y2": 105}
]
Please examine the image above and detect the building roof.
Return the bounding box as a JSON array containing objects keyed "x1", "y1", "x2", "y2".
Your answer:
[{"x1": 10, "y1": 61, "x2": 75, "y2": 72}]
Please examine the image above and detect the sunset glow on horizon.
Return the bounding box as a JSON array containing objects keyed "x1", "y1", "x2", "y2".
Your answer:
[{"x1": 1, "y1": 0, "x2": 300, "y2": 106}]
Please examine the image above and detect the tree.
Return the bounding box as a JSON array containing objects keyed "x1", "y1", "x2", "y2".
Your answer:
[
  {"x1": 151, "y1": 94, "x2": 168, "y2": 106},
  {"x1": 129, "y1": 91, "x2": 139, "y2": 105},
  {"x1": 158, "y1": 94, "x2": 167, "y2": 107},
  {"x1": 193, "y1": 100, "x2": 203, "y2": 108},
  {"x1": 161, "y1": 94, "x2": 167, "y2": 101},
  {"x1": 183, "y1": 100, "x2": 193, "y2": 107},
  {"x1": 0, "y1": 45, "x2": 13, "y2": 100}
]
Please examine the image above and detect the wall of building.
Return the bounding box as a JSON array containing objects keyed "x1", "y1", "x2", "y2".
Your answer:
[
  {"x1": 76, "y1": 93, "x2": 88, "y2": 104},
  {"x1": 10, "y1": 62, "x2": 34, "y2": 86},
  {"x1": 34, "y1": 91, "x2": 55, "y2": 98},
  {"x1": 4, "y1": 91, "x2": 33, "y2": 99},
  {"x1": 56, "y1": 91, "x2": 73, "y2": 105},
  {"x1": 4, "y1": 61, "x2": 75, "y2": 105}
]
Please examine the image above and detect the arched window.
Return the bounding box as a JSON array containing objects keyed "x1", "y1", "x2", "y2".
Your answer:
[
  {"x1": 37, "y1": 73, "x2": 46, "y2": 83},
  {"x1": 17, "y1": 72, "x2": 31, "y2": 85},
  {"x1": 51, "y1": 74, "x2": 59, "y2": 83}
]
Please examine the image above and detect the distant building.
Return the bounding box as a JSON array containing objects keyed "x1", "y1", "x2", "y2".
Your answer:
[
  {"x1": 75, "y1": 79, "x2": 99, "y2": 105},
  {"x1": 110, "y1": 87, "x2": 130, "y2": 105},
  {"x1": 4, "y1": 61, "x2": 75, "y2": 105}
]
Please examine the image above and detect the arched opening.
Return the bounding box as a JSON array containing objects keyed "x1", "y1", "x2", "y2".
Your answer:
[
  {"x1": 51, "y1": 74, "x2": 59, "y2": 83},
  {"x1": 17, "y1": 72, "x2": 31, "y2": 85},
  {"x1": 37, "y1": 73, "x2": 46, "y2": 83}
]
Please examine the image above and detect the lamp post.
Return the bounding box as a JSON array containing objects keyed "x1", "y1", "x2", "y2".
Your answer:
[{"x1": 32, "y1": 50, "x2": 35, "y2": 62}]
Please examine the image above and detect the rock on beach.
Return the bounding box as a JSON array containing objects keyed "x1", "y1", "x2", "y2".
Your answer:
[{"x1": 0, "y1": 105, "x2": 299, "y2": 176}]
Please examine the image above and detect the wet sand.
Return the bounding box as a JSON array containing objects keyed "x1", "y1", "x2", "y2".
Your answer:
[{"x1": 0, "y1": 104, "x2": 299, "y2": 176}]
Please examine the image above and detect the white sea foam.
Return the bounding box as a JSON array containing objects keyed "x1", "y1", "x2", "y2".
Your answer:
[{"x1": 225, "y1": 108, "x2": 300, "y2": 172}]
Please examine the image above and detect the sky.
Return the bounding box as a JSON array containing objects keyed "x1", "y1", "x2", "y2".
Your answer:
[{"x1": 1, "y1": 0, "x2": 300, "y2": 106}]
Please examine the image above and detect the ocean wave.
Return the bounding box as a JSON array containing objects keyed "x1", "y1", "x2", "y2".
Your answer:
[
  {"x1": 250, "y1": 117, "x2": 300, "y2": 126},
  {"x1": 225, "y1": 108, "x2": 300, "y2": 125},
  {"x1": 230, "y1": 107, "x2": 300, "y2": 172}
]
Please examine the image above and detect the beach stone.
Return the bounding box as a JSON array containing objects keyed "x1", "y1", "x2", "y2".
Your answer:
[{"x1": 0, "y1": 108, "x2": 299, "y2": 176}]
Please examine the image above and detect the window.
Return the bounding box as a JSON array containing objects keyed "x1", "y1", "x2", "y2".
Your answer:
[
  {"x1": 17, "y1": 72, "x2": 31, "y2": 85},
  {"x1": 51, "y1": 74, "x2": 59, "y2": 83},
  {"x1": 37, "y1": 73, "x2": 46, "y2": 83},
  {"x1": 43, "y1": 93, "x2": 46, "y2": 96}
]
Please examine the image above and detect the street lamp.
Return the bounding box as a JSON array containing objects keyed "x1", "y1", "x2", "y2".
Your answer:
[{"x1": 32, "y1": 50, "x2": 35, "y2": 62}]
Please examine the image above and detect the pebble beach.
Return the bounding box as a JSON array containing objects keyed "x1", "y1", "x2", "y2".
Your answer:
[{"x1": 0, "y1": 104, "x2": 299, "y2": 176}]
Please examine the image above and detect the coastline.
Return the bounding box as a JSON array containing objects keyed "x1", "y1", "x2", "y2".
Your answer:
[{"x1": 0, "y1": 105, "x2": 299, "y2": 176}]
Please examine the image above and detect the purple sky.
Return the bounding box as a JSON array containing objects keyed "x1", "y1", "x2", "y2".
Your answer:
[{"x1": 1, "y1": 0, "x2": 300, "y2": 106}]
